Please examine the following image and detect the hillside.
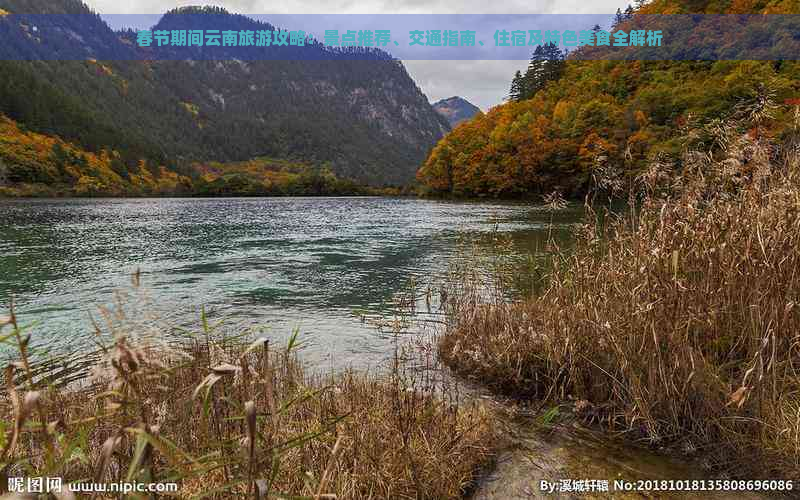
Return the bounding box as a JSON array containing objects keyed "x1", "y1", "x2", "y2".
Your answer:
[
  {"x1": 0, "y1": 113, "x2": 381, "y2": 197},
  {"x1": 417, "y1": 1, "x2": 800, "y2": 198},
  {"x1": 0, "y1": 1, "x2": 449, "y2": 193},
  {"x1": 433, "y1": 97, "x2": 481, "y2": 127},
  {"x1": 0, "y1": 114, "x2": 192, "y2": 197},
  {"x1": 638, "y1": 0, "x2": 798, "y2": 13}
]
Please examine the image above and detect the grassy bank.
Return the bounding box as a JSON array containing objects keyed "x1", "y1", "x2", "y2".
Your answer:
[
  {"x1": 439, "y1": 106, "x2": 800, "y2": 478},
  {"x1": 0, "y1": 293, "x2": 496, "y2": 498}
]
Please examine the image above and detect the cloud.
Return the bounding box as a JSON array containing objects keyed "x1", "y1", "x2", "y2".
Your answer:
[{"x1": 403, "y1": 60, "x2": 527, "y2": 110}]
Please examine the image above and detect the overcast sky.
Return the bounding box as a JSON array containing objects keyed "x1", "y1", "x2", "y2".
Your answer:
[{"x1": 85, "y1": 1, "x2": 630, "y2": 110}]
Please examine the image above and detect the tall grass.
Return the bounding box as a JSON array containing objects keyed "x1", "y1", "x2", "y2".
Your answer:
[
  {"x1": 0, "y1": 280, "x2": 496, "y2": 498},
  {"x1": 439, "y1": 102, "x2": 800, "y2": 478}
]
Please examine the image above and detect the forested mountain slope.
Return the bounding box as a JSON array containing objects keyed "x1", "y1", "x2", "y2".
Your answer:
[
  {"x1": 0, "y1": 1, "x2": 449, "y2": 194},
  {"x1": 417, "y1": 0, "x2": 800, "y2": 198}
]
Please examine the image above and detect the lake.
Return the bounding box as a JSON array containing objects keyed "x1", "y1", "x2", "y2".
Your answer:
[{"x1": 0, "y1": 197, "x2": 580, "y2": 369}]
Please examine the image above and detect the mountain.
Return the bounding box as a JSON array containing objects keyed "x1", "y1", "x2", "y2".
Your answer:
[
  {"x1": 432, "y1": 97, "x2": 481, "y2": 127},
  {"x1": 0, "y1": 1, "x2": 450, "y2": 194},
  {"x1": 417, "y1": 1, "x2": 800, "y2": 198}
]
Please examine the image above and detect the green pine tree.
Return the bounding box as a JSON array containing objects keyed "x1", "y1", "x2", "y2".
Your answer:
[
  {"x1": 614, "y1": 8, "x2": 625, "y2": 28},
  {"x1": 508, "y1": 70, "x2": 523, "y2": 101},
  {"x1": 517, "y1": 43, "x2": 565, "y2": 101}
]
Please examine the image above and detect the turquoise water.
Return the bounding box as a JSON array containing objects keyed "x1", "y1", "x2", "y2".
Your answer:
[{"x1": 0, "y1": 197, "x2": 579, "y2": 369}]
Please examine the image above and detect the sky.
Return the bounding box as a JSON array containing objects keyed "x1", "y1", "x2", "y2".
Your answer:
[{"x1": 84, "y1": 0, "x2": 631, "y2": 110}]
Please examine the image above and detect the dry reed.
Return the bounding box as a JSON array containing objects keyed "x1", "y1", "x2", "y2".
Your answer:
[
  {"x1": 439, "y1": 101, "x2": 800, "y2": 478},
  {"x1": 0, "y1": 289, "x2": 496, "y2": 498}
]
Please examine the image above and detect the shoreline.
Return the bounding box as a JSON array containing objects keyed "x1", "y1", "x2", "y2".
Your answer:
[
  {"x1": 6, "y1": 297, "x2": 779, "y2": 500},
  {"x1": 435, "y1": 126, "x2": 800, "y2": 484}
]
